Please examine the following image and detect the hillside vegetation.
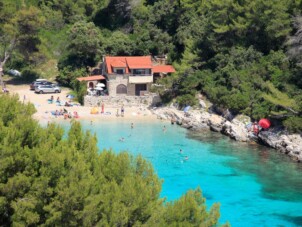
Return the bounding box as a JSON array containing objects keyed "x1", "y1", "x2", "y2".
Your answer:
[{"x1": 1, "y1": 0, "x2": 302, "y2": 132}]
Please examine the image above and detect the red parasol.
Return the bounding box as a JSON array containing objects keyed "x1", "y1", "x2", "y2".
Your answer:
[{"x1": 258, "y1": 118, "x2": 271, "y2": 129}]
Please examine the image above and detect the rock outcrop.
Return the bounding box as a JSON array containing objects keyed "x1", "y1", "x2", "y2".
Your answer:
[
  {"x1": 152, "y1": 106, "x2": 302, "y2": 162},
  {"x1": 258, "y1": 131, "x2": 302, "y2": 161}
]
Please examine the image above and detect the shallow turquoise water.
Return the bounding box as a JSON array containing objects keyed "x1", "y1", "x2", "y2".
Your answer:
[{"x1": 61, "y1": 120, "x2": 302, "y2": 226}]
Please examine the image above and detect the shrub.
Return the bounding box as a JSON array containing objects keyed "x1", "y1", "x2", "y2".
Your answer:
[
  {"x1": 21, "y1": 69, "x2": 39, "y2": 82},
  {"x1": 176, "y1": 94, "x2": 197, "y2": 108},
  {"x1": 283, "y1": 116, "x2": 302, "y2": 133}
]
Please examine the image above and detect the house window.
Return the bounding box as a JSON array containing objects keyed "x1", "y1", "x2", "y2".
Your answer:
[
  {"x1": 116, "y1": 69, "x2": 124, "y2": 74},
  {"x1": 116, "y1": 84, "x2": 127, "y2": 94},
  {"x1": 132, "y1": 69, "x2": 150, "y2": 75}
]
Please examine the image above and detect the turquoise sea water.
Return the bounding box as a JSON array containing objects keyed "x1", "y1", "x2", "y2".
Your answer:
[{"x1": 61, "y1": 119, "x2": 302, "y2": 227}]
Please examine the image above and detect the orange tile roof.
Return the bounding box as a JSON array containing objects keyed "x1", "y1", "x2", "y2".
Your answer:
[
  {"x1": 152, "y1": 65, "x2": 176, "y2": 73},
  {"x1": 126, "y1": 56, "x2": 152, "y2": 69},
  {"x1": 77, "y1": 75, "x2": 105, "y2": 81},
  {"x1": 111, "y1": 59, "x2": 127, "y2": 68},
  {"x1": 105, "y1": 56, "x2": 152, "y2": 74}
]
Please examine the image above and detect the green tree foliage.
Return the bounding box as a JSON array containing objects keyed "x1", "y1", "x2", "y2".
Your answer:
[
  {"x1": 60, "y1": 21, "x2": 102, "y2": 68},
  {"x1": 0, "y1": 5, "x2": 45, "y2": 85},
  {"x1": 38, "y1": 0, "x2": 106, "y2": 22},
  {"x1": 1, "y1": 0, "x2": 302, "y2": 131},
  {"x1": 0, "y1": 95, "x2": 225, "y2": 226},
  {"x1": 283, "y1": 116, "x2": 302, "y2": 133}
]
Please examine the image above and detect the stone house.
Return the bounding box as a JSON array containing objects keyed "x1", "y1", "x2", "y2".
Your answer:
[{"x1": 103, "y1": 56, "x2": 175, "y2": 96}]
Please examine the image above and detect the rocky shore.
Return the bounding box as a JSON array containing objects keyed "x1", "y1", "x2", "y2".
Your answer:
[{"x1": 152, "y1": 106, "x2": 302, "y2": 162}]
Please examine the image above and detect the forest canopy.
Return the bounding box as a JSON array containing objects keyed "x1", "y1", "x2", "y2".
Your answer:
[{"x1": 1, "y1": 0, "x2": 302, "y2": 132}]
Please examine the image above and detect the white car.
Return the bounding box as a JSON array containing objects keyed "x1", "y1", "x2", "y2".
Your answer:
[
  {"x1": 8, "y1": 69, "x2": 21, "y2": 77},
  {"x1": 35, "y1": 84, "x2": 61, "y2": 94}
]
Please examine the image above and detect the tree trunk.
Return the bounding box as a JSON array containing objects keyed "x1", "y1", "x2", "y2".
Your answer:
[
  {"x1": 0, "y1": 62, "x2": 4, "y2": 88},
  {"x1": 0, "y1": 51, "x2": 11, "y2": 88}
]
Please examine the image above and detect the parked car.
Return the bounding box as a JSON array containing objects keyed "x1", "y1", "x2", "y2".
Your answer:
[
  {"x1": 30, "y1": 79, "x2": 53, "y2": 90},
  {"x1": 35, "y1": 84, "x2": 61, "y2": 94},
  {"x1": 8, "y1": 69, "x2": 21, "y2": 77}
]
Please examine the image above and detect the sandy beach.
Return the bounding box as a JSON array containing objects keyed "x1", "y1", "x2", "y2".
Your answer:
[{"x1": 8, "y1": 84, "x2": 158, "y2": 124}]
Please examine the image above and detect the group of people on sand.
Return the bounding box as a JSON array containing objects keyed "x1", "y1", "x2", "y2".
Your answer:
[
  {"x1": 53, "y1": 109, "x2": 78, "y2": 119},
  {"x1": 116, "y1": 105, "x2": 125, "y2": 117},
  {"x1": 49, "y1": 96, "x2": 73, "y2": 107}
]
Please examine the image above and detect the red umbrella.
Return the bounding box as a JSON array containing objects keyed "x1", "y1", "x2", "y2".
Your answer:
[{"x1": 259, "y1": 118, "x2": 271, "y2": 129}]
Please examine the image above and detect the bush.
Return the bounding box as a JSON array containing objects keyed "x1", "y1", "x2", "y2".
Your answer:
[
  {"x1": 56, "y1": 66, "x2": 86, "y2": 86},
  {"x1": 176, "y1": 94, "x2": 197, "y2": 108},
  {"x1": 283, "y1": 116, "x2": 302, "y2": 133},
  {"x1": 72, "y1": 80, "x2": 87, "y2": 105},
  {"x1": 21, "y1": 69, "x2": 39, "y2": 82}
]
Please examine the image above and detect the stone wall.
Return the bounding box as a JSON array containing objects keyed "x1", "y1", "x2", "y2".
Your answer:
[
  {"x1": 84, "y1": 94, "x2": 161, "y2": 107},
  {"x1": 107, "y1": 75, "x2": 152, "y2": 96},
  {"x1": 107, "y1": 75, "x2": 129, "y2": 96}
]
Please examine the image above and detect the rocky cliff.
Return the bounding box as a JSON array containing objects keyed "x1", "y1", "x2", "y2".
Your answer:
[{"x1": 152, "y1": 106, "x2": 302, "y2": 162}]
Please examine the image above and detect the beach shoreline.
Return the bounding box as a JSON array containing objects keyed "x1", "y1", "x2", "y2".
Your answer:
[{"x1": 8, "y1": 84, "x2": 159, "y2": 123}]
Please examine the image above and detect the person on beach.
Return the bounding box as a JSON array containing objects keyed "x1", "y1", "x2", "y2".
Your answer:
[
  {"x1": 116, "y1": 109, "x2": 119, "y2": 117},
  {"x1": 121, "y1": 105, "x2": 124, "y2": 117},
  {"x1": 56, "y1": 97, "x2": 60, "y2": 102},
  {"x1": 55, "y1": 110, "x2": 59, "y2": 118},
  {"x1": 101, "y1": 103, "x2": 104, "y2": 113}
]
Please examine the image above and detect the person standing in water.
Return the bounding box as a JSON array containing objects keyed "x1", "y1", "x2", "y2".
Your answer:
[{"x1": 131, "y1": 123, "x2": 134, "y2": 129}]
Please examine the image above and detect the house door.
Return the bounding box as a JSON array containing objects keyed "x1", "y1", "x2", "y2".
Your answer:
[
  {"x1": 135, "y1": 84, "x2": 147, "y2": 96},
  {"x1": 116, "y1": 84, "x2": 127, "y2": 95}
]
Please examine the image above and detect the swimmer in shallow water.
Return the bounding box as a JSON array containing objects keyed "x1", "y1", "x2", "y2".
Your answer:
[
  {"x1": 119, "y1": 137, "x2": 125, "y2": 142},
  {"x1": 184, "y1": 156, "x2": 189, "y2": 161},
  {"x1": 162, "y1": 125, "x2": 166, "y2": 132}
]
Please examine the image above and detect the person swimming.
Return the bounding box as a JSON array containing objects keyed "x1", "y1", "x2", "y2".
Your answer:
[
  {"x1": 180, "y1": 149, "x2": 183, "y2": 153},
  {"x1": 184, "y1": 156, "x2": 189, "y2": 161},
  {"x1": 119, "y1": 137, "x2": 125, "y2": 142},
  {"x1": 162, "y1": 125, "x2": 166, "y2": 132}
]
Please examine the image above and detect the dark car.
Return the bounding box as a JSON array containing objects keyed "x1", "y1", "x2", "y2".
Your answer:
[{"x1": 30, "y1": 80, "x2": 53, "y2": 90}]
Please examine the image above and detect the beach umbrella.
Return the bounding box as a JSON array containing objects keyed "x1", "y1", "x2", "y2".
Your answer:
[
  {"x1": 184, "y1": 106, "x2": 191, "y2": 113},
  {"x1": 96, "y1": 83, "x2": 105, "y2": 87},
  {"x1": 259, "y1": 118, "x2": 271, "y2": 129}
]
